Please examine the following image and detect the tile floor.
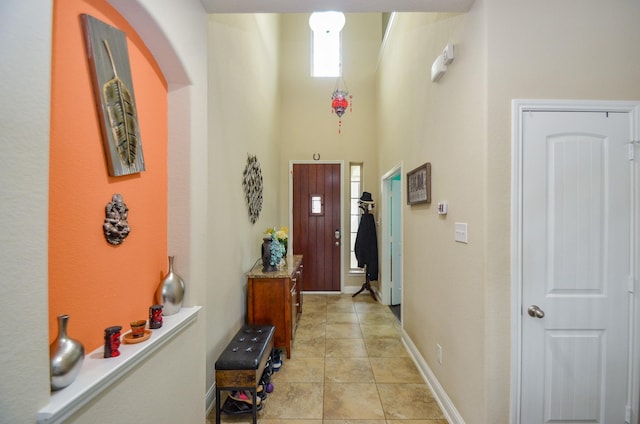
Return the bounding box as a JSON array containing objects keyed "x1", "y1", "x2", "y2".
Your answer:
[{"x1": 207, "y1": 293, "x2": 447, "y2": 424}]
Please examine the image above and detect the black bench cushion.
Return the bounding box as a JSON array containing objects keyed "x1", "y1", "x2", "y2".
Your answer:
[{"x1": 215, "y1": 325, "x2": 275, "y2": 370}]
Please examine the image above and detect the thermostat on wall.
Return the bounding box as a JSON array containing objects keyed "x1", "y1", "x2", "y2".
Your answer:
[
  {"x1": 442, "y1": 44, "x2": 455, "y2": 65},
  {"x1": 431, "y1": 54, "x2": 446, "y2": 82}
]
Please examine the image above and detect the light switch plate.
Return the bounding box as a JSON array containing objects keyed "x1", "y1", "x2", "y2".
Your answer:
[{"x1": 454, "y1": 222, "x2": 468, "y2": 243}]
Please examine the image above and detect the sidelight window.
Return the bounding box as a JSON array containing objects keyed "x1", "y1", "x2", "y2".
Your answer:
[{"x1": 349, "y1": 163, "x2": 362, "y2": 271}]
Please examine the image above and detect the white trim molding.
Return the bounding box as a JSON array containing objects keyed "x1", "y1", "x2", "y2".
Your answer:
[
  {"x1": 511, "y1": 99, "x2": 640, "y2": 424},
  {"x1": 38, "y1": 307, "x2": 202, "y2": 424},
  {"x1": 379, "y1": 162, "x2": 403, "y2": 306},
  {"x1": 401, "y1": 327, "x2": 465, "y2": 424},
  {"x1": 289, "y1": 160, "x2": 345, "y2": 292}
]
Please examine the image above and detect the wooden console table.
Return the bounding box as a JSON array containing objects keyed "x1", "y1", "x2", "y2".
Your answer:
[{"x1": 246, "y1": 255, "x2": 303, "y2": 358}]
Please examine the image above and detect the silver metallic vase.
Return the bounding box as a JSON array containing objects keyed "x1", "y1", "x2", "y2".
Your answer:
[
  {"x1": 50, "y1": 314, "x2": 85, "y2": 391},
  {"x1": 156, "y1": 256, "x2": 185, "y2": 316}
]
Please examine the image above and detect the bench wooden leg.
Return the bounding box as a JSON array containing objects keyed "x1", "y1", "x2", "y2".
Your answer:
[{"x1": 251, "y1": 389, "x2": 257, "y2": 424}]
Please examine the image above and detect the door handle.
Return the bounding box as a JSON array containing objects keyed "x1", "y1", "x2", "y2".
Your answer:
[
  {"x1": 335, "y1": 229, "x2": 340, "y2": 246},
  {"x1": 527, "y1": 305, "x2": 545, "y2": 319}
]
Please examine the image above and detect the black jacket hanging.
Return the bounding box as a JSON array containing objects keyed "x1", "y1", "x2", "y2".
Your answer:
[{"x1": 354, "y1": 212, "x2": 379, "y2": 281}]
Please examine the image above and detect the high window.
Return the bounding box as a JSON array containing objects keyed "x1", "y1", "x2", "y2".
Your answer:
[{"x1": 309, "y1": 12, "x2": 345, "y2": 77}]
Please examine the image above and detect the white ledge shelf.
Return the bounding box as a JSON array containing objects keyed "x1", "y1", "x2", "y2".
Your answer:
[{"x1": 37, "y1": 306, "x2": 202, "y2": 424}]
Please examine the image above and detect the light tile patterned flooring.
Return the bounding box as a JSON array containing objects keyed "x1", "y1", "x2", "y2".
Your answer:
[{"x1": 207, "y1": 293, "x2": 447, "y2": 424}]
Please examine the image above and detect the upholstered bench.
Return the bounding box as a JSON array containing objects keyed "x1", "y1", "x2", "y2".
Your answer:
[{"x1": 215, "y1": 324, "x2": 275, "y2": 424}]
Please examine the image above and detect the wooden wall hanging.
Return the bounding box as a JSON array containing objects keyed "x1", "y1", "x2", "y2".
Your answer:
[{"x1": 82, "y1": 14, "x2": 145, "y2": 176}]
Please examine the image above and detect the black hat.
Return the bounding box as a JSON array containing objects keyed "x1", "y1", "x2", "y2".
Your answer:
[{"x1": 359, "y1": 192, "x2": 374, "y2": 203}]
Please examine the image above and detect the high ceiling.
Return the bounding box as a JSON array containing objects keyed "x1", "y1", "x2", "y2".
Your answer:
[{"x1": 201, "y1": 0, "x2": 475, "y2": 14}]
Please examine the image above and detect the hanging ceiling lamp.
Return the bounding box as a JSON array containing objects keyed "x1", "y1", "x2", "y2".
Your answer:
[
  {"x1": 308, "y1": 11, "x2": 352, "y2": 134},
  {"x1": 331, "y1": 78, "x2": 352, "y2": 134}
]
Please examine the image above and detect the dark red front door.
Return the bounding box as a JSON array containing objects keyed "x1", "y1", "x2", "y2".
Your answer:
[{"x1": 292, "y1": 163, "x2": 341, "y2": 291}]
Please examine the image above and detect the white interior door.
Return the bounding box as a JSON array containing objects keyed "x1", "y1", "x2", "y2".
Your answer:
[
  {"x1": 520, "y1": 109, "x2": 633, "y2": 423},
  {"x1": 390, "y1": 177, "x2": 402, "y2": 305}
]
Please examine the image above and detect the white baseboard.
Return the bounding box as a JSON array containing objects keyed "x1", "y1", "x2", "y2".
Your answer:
[
  {"x1": 342, "y1": 286, "x2": 359, "y2": 294},
  {"x1": 301, "y1": 287, "x2": 380, "y2": 298},
  {"x1": 401, "y1": 327, "x2": 466, "y2": 424},
  {"x1": 371, "y1": 286, "x2": 382, "y2": 302},
  {"x1": 342, "y1": 286, "x2": 382, "y2": 301},
  {"x1": 303, "y1": 290, "x2": 351, "y2": 295},
  {"x1": 205, "y1": 383, "x2": 216, "y2": 417}
]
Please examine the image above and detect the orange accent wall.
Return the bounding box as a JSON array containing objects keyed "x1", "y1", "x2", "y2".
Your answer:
[{"x1": 49, "y1": 0, "x2": 168, "y2": 351}]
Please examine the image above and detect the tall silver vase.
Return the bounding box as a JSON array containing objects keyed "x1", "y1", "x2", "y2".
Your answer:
[
  {"x1": 156, "y1": 255, "x2": 185, "y2": 316},
  {"x1": 50, "y1": 314, "x2": 85, "y2": 391}
]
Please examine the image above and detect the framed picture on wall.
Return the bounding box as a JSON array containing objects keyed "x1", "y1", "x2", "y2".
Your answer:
[{"x1": 407, "y1": 162, "x2": 431, "y2": 205}]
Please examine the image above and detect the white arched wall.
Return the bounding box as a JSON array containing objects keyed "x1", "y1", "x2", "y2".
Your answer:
[
  {"x1": 0, "y1": 1, "x2": 209, "y2": 422},
  {"x1": 108, "y1": 0, "x2": 209, "y2": 324},
  {"x1": 0, "y1": 2, "x2": 53, "y2": 422}
]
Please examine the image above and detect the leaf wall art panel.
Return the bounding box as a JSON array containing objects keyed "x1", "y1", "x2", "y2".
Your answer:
[{"x1": 82, "y1": 14, "x2": 145, "y2": 176}]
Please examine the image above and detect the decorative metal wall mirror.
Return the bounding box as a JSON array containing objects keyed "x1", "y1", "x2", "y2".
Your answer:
[{"x1": 242, "y1": 154, "x2": 263, "y2": 224}]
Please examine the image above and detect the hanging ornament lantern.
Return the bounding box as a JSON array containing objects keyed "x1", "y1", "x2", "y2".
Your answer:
[
  {"x1": 331, "y1": 90, "x2": 349, "y2": 117},
  {"x1": 330, "y1": 78, "x2": 352, "y2": 134}
]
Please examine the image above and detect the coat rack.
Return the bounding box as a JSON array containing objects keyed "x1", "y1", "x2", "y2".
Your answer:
[{"x1": 353, "y1": 193, "x2": 378, "y2": 301}]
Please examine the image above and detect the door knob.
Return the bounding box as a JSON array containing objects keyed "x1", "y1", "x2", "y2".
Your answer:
[{"x1": 527, "y1": 305, "x2": 545, "y2": 319}]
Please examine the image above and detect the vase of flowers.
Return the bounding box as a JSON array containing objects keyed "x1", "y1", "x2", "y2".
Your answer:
[
  {"x1": 262, "y1": 226, "x2": 287, "y2": 272},
  {"x1": 265, "y1": 226, "x2": 288, "y2": 255}
]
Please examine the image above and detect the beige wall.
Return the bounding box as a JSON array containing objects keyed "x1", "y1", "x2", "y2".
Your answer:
[
  {"x1": 202, "y1": 5, "x2": 640, "y2": 421},
  {"x1": 0, "y1": 1, "x2": 52, "y2": 421},
  {"x1": 6, "y1": 2, "x2": 640, "y2": 423},
  {"x1": 379, "y1": 1, "x2": 640, "y2": 423},
  {"x1": 206, "y1": 13, "x2": 283, "y2": 390},
  {"x1": 484, "y1": 0, "x2": 640, "y2": 421},
  {"x1": 378, "y1": 10, "x2": 487, "y2": 422},
  {"x1": 278, "y1": 14, "x2": 382, "y2": 290}
]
